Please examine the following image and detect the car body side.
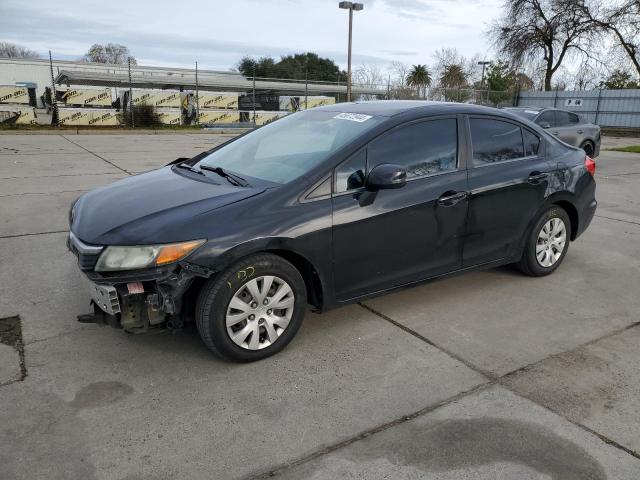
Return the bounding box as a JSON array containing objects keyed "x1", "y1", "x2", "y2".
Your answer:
[
  {"x1": 509, "y1": 107, "x2": 601, "y2": 157},
  {"x1": 71, "y1": 103, "x2": 597, "y2": 317}
]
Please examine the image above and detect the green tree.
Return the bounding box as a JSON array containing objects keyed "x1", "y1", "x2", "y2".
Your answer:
[
  {"x1": 486, "y1": 60, "x2": 516, "y2": 105},
  {"x1": 600, "y1": 69, "x2": 639, "y2": 89},
  {"x1": 237, "y1": 56, "x2": 277, "y2": 78},
  {"x1": 406, "y1": 64, "x2": 432, "y2": 98},
  {"x1": 238, "y1": 52, "x2": 344, "y2": 81}
]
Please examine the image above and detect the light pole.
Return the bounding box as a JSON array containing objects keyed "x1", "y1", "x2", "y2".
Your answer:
[
  {"x1": 478, "y1": 60, "x2": 491, "y2": 90},
  {"x1": 339, "y1": 1, "x2": 363, "y2": 102}
]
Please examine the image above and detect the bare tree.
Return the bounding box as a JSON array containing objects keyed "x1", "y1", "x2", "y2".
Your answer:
[
  {"x1": 389, "y1": 61, "x2": 410, "y2": 87},
  {"x1": 572, "y1": 60, "x2": 602, "y2": 90},
  {"x1": 0, "y1": 41, "x2": 39, "y2": 58},
  {"x1": 490, "y1": 0, "x2": 594, "y2": 91},
  {"x1": 353, "y1": 64, "x2": 384, "y2": 100},
  {"x1": 83, "y1": 43, "x2": 137, "y2": 65},
  {"x1": 581, "y1": 1, "x2": 640, "y2": 78}
]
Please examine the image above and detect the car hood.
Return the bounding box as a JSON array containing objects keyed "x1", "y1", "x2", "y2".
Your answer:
[{"x1": 72, "y1": 166, "x2": 266, "y2": 245}]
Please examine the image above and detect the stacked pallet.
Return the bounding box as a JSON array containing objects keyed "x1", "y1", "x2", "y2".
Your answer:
[{"x1": 0, "y1": 86, "x2": 36, "y2": 125}]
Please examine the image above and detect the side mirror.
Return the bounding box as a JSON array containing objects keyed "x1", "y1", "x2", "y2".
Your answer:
[
  {"x1": 365, "y1": 163, "x2": 407, "y2": 191},
  {"x1": 538, "y1": 122, "x2": 551, "y2": 129}
]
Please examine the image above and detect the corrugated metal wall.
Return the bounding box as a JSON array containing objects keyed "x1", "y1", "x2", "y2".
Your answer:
[{"x1": 517, "y1": 89, "x2": 640, "y2": 128}]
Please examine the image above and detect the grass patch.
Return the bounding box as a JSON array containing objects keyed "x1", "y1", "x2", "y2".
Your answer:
[{"x1": 610, "y1": 145, "x2": 640, "y2": 153}]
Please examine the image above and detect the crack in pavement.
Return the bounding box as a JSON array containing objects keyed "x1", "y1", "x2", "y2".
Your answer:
[
  {"x1": 0, "y1": 189, "x2": 89, "y2": 198},
  {"x1": 0, "y1": 230, "x2": 68, "y2": 240},
  {"x1": 244, "y1": 382, "x2": 496, "y2": 480},
  {"x1": 60, "y1": 135, "x2": 133, "y2": 175},
  {"x1": 0, "y1": 172, "x2": 122, "y2": 180},
  {"x1": 594, "y1": 214, "x2": 640, "y2": 227},
  {"x1": 245, "y1": 306, "x2": 640, "y2": 478}
]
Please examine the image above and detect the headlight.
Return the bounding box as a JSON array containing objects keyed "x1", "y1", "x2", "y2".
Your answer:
[
  {"x1": 69, "y1": 198, "x2": 79, "y2": 226},
  {"x1": 95, "y1": 239, "x2": 205, "y2": 272}
]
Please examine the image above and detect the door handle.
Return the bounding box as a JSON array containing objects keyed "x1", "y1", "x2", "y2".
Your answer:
[
  {"x1": 552, "y1": 131, "x2": 560, "y2": 135},
  {"x1": 528, "y1": 172, "x2": 548, "y2": 184},
  {"x1": 577, "y1": 130, "x2": 584, "y2": 134},
  {"x1": 437, "y1": 191, "x2": 468, "y2": 207}
]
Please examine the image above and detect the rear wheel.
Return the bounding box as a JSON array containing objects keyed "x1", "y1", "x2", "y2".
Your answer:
[
  {"x1": 580, "y1": 140, "x2": 595, "y2": 157},
  {"x1": 195, "y1": 253, "x2": 307, "y2": 362},
  {"x1": 517, "y1": 207, "x2": 570, "y2": 277}
]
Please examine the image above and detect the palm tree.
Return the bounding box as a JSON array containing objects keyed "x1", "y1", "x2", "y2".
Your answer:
[
  {"x1": 439, "y1": 64, "x2": 469, "y2": 102},
  {"x1": 439, "y1": 64, "x2": 467, "y2": 89},
  {"x1": 406, "y1": 64, "x2": 432, "y2": 99}
]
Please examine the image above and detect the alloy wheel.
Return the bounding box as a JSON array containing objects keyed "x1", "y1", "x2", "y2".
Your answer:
[
  {"x1": 536, "y1": 218, "x2": 567, "y2": 267},
  {"x1": 226, "y1": 276, "x2": 295, "y2": 350}
]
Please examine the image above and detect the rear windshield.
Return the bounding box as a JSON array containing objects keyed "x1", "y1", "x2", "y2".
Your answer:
[
  {"x1": 196, "y1": 110, "x2": 384, "y2": 184},
  {"x1": 503, "y1": 108, "x2": 541, "y2": 121}
]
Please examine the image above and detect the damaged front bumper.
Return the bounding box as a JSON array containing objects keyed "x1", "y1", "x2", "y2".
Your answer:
[{"x1": 68, "y1": 232, "x2": 214, "y2": 333}]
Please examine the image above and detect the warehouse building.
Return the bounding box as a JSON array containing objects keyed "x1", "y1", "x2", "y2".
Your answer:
[{"x1": 0, "y1": 57, "x2": 381, "y2": 126}]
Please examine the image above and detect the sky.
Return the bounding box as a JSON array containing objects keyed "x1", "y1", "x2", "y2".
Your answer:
[{"x1": 0, "y1": 0, "x2": 503, "y2": 72}]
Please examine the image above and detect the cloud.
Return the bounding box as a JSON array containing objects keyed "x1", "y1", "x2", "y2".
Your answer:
[{"x1": 0, "y1": 0, "x2": 501, "y2": 70}]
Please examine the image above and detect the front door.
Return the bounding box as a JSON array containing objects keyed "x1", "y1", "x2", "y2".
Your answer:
[
  {"x1": 331, "y1": 116, "x2": 469, "y2": 301},
  {"x1": 463, "y1": 116, "x2": 553, "y2": 266}
]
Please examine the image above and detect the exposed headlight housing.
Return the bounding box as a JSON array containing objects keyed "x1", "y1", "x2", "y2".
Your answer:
[
  {"x1": 95, "y1": 239, "x2": 205, "y2": 272},
  {"x1": 69, "y1": 198, "x2": 79, "y2": 226}
]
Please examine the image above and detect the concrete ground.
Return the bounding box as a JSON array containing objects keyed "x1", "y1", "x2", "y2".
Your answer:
[{"x1": 1, "y1": 132, "x2": 639, "y2": 479}]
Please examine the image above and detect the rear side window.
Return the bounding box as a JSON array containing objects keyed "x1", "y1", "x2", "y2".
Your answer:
[
  {"x1": 556, "y1": 111, "x2": 580, "y2": 126},
  {"x1": 523, "y1": 129, "x2": 541, "y2": 156},
  {"x1": 367, "y1": 118, "x2": 458, "y2": 178},
  {"x1": 470, "y1": 118, "x2": 524, "y2": 165},
  {"x1": 536, "y1": 111, "x2": 555, "y2": 128}
]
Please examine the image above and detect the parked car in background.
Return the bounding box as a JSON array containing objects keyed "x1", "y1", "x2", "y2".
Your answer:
[
  {"x1": 69, "y1": 101, "x2": 597, "y2": 362},
  {"x1": 503, "y1": 107, "x2": 601, "y2": 157}
]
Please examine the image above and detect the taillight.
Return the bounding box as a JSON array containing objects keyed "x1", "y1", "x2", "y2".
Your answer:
[{"x1": 585, "y1": 155, "x2": 596, "y2": 176}]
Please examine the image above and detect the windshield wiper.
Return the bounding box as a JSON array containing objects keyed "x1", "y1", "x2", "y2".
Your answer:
[
  {"x1": 199, "y1": 165, "x2": 250, "y2": 187},
  {"x1": 175, "y1": 163, "x2": 205, "y2": 175}
]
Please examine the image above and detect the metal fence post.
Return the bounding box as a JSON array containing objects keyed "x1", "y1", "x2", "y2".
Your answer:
[
  {"x1": 48, "y1": 51, "x2": 58, "y2": 126},
  {"x1": 128, "y1": 57, "x2": 134, "y2": 128},
  {"x1": 195, "y1": 61, "x2": 200, "y2": 125},
  {"x1": 386, "y1": 74, "x2": 390, "y2": 100},
  {"x1": 304, "y1": 67, "x2": 308, "y2": 110},
  {"x1": 252, "y1": 65, "x2": 256, "y2": 125},
  {"x1": 553, "y1": 86, "x2": 559, "y2": 108},
  {"x1": 595, "y1": 88, "x2": 602, "y2": 125}
]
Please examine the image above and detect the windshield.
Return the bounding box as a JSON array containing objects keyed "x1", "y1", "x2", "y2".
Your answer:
[
  {"x1": 196, "y1": 110, "x2": 384, "y2": 184},
  {"x1": 503, "y1": 108, "x2": 541, "y2": 121}
]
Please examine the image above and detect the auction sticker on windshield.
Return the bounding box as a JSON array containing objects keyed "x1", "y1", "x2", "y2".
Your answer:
[{"x1": 333, "y1": 113, "x2": 373, "y2": 123}]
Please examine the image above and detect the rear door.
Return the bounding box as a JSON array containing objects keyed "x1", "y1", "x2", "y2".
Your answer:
[
  {"x1": 463, "y1": 116, "x2": 552, "y2": 267},
  {"x1": 553, "y1": 111, "x2": 582, "y2": 146},
  {"x1": 331, "y1": 116, "x2": 469, "y2": 300}
]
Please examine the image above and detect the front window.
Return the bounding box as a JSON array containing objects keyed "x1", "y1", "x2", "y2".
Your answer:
[
  {"x1": 367, "y1": 118, "x2": 458, "y2": 178},
  {"x1": 196, "y1": 110, "x2": 384, "y2": 184}
]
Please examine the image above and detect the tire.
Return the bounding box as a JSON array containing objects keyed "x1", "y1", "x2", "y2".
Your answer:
[
  {"x1": 517, "y1": 206, "x2": 571, "y2": 277},
  {"x1": 580, "y1": 140, "x2": 595, "y2": 157},
  {"x1": 195, "y1": 253, "x2": 307, "y2": 362}
]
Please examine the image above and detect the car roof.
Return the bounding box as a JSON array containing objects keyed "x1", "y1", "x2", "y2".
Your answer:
[{"x1": 316, "y1": 100, "x2": 507, "y2": 117}]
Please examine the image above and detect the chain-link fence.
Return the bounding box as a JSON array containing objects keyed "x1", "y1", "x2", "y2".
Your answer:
[{"x1": 0, "y1": 54, "x2": 513, "y2": 128}]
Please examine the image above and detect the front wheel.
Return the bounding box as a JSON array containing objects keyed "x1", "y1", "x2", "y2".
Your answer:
[
  {"x1": 195, "y1": 253, "x2": 307, "y2": 362},
  {"x1": 517, "y1": 207, "x2": 571, "y2": 277}
]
